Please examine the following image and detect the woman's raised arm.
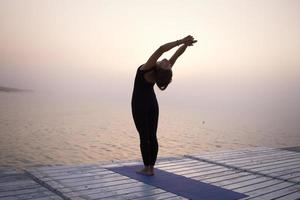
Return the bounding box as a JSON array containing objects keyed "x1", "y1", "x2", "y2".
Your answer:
[
  {"x1": 169, "y1": 39, "x2": 197, "y2": 67},
  {"x1": 143, "y1": 36, "x2": 194, "y2": 70}
]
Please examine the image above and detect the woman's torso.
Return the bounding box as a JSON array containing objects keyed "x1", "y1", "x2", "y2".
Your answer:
[{"x1": 131, "y1": 65, "x2": 157, "y2": 108}]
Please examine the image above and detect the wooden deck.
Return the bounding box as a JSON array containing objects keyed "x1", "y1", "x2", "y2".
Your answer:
[{"x1": 1, "y1": 147, "x2": 299, "y2": 200}]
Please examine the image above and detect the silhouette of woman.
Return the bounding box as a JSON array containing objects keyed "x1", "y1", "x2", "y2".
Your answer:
[{"x1": 131, "y1": 35, "x2": 197, "y2": 176}]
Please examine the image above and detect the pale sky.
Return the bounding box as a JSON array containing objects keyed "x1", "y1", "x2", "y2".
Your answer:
[{"x1": 1, "y1": 0, "x2": 300, "y2": 120}]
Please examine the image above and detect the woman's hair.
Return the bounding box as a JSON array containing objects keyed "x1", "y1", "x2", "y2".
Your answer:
[{"x1": 155, "y1": 67, "x2": 173, "y2": 91}]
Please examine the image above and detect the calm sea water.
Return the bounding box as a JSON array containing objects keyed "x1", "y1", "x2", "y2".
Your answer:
[{"x1": 0, "y1": 92, "x2": 299, "y2": 170}]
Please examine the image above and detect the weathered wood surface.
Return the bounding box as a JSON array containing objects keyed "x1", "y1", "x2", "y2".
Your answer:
[
  {"x1": 0, "y1": 168, "x2": 62, "y2": 200},
  {"x1": 183, "y1": 147, "x2": 300, "y2": 199},
  {"x1": 1, "y1": 147, "x2": 299, "y2": 200}
]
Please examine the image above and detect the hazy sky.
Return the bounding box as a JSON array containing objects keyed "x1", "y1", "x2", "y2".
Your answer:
[{"x1": 1, "y1": 0, "x2": 300, "y2": 116}]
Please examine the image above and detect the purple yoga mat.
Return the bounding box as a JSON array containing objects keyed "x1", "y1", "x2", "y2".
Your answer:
[{"x1": 107, "y1": 165, "x2": 248, "y2": 200}]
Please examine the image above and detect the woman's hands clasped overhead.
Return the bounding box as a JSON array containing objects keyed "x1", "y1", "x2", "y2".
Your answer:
[{"x1": 182, "y1": 35, "x2": 197, "y2": 46}]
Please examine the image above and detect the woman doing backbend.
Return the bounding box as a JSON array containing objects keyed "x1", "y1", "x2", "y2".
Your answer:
[{"x1": 131, "y1": 35, "x2": 197, "y2": 176}]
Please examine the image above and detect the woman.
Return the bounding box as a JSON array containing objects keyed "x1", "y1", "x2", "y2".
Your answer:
[{"x1": 131, "y1": 35, "x2": 197, "y2": 176}]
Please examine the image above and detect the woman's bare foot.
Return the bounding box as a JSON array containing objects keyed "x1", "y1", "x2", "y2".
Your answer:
[
  {"x1": 136, "y1": 166, "x2": 154, "y2": 176},
  {"x1": 149, "y1": 165, "x2": 155, "y2": 175}
]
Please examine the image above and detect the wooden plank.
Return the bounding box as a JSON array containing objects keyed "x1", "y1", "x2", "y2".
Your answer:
[
  {"x1": 0, "y1": 175, "x2": 29, "y2": 184},
  {"x1": 10, "y1": 191, "x2": 63, "y2": 200},
  {"x1": 34, "y1": 164, "x2": 100, "y2": 173},
  {"x1": 0, "y1": 169, "x2": 20, "y2": 176},
  {"x1": 240, "y1": 164, "x2": 300, "y2": 180},
  {"x1": 36, "y1": 167, "x2": 108, "y2": 178},
  {"x1": 247, "y1": 184, "x2": 299, "y2": 200},
  {"x1": 59, "y1": 174, "x2": 128, "y2": 186},
  {"x1": 210, "y1": 174, "x2": 262, "y2": 186},
  {"x1": 109, "y1": 188, "x2": 175, "y2": 200},
  {"x1": 271, "y1": 168, "x2": 300, "y2": 177},
  {"x1": 133, "y1": 192, "x2": 179, "y2": 200},
  {"x1": 158, "y1": 159, "x2": 210, "y2": 169},
  {"x1": 249, "y1": 164, "x2": 300, "y2": 177},
  {"x1": 42, "y1": 169, "x2": 118, "y2": 183},
  {"x1": 29, "y1": 168, "x2": 115, "y2": 183},
  {"x1": 163, "y1": 196, "x2": 188, "y2": 200},
  {"x1": 198, "y1": 148, "x2": 280, "y2": 160},
  {"x1": 132, "y1": 190, "x2": 178, "y2": 200},
  {"x1": 0, "y1": 180, "x2": 38, "y2": 188},
  {"x1": 221, "y1": 150, "x2": 299, "y2": 161},
  {"x1": 156, "y1": 159, "x2": 201, "y2": 169},
  {"x1": 286, "y1": 176, "x2": 300, "y2": 183},
  {"x1": 41, "y1": 169, "x2": 114, "y2": 181},
  {"x1": 265, "y1": 166, "x2": 300, "y2": 181},
  {"x1": 194, "y1": 171, "x2": 251, "y2": 183},
  {"x1": 252, "y1": 161, "x2": 300, "y2": 175},
  {"x1": 0, "y1": 187, "x2": 54, "y2": 198},
  {"x1": 200, "y1": 149, "x2": 297, "y2": 162},
  {"x1": 275, "y1": 191, "x2": 300, "y2": 200},
  {"x1": 229, "y1": 157, "x2": 300, "y2": 170},
  {"x1": 57, "y1": 178, "x2": 138, "y2": 196},
  {"x1": 92, "y1": 195, "x2": 125, "y2": 200},
  {"x1": 0, "y1": 182, "x2": 40, "y2": 192},
  {"x1": 194, "y1": 147, "x2": 271, "y2": 158},
  {"x1": 32, "y1": 167, "x2": 111, "y2": 179},
  {"x1": 155, "y1": 158, "x2": 191, "y2": 167},
  {"x1": 213, "y1": 153, "x2": 299, "y2": 167},
  {"x1": 156, "y1": 156, "x2": 186, "y2": 162},
  {"x1": 63, "y1": 178, "x2": 147, "y2": 198},
  {"x1": 133, "y1": 192, "x2": 183, "y2": 200},
  {"x1": 155, "y1": 158, "x2": 193, "y2": 167},
  {"x1": 196, "y1": 152, "x2": 300, "y2": 169},
  {"x1": 158, "y1": 160, "x2": 223, "y2": 172},
  {"x1": 199, "y1": 150, "x2": 282, "y2": 163},
  {"x1": 241, "y1": 163, "x2": 300, "y2": 180},
  {"x1": 179, "y1": 166, "x2": 234, "y2": 177},
  {"x1": 1, "y1": 196, "x2": 18, "y2": 200},
  {"x1": 99, "y1": 186, "x2": 168, "y2": 199},
  {"x1": 77, "y1": 185, "x2": 162, "y2": 199},
  {"x1": 159, "y1": 159, "x2": 216, "y2": 168},
  {"x1": 234, "y1": 179, "x2": 284, "y2": 193},
  {"x1": 0, "y1": 197, "x2": 16, "y2": 200},
  {"x1": 54, "y1": 174, "x2": 123, "y2": 187},
  {"x1": 241, "y1": 181, "x2": 294, "y2": 199},
  {"x1": 159, "y1": 163, "x2": 221, "y2": 174},
  {"x1": 67, "y1": 181, "x2": 146, "y2": 193},
  {"x1": 31, "y1": 196, "x2": 63, "y2": 200},
  {"x1": 223, "y1": 176, "x2": 272, "y2": 190},
  {"x1": 100, "y1": 161, "x2": 142, "y2": 168}
]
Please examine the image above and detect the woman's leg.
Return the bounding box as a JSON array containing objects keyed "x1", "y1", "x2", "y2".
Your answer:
[
  {"x1": 131, "y1": 106, "x2": 151, "y2": 166},
  {"x1": 132, "y1": 108, "x2": 155, "y2": 175},
  {"x1": 148, "y1": 101, "x2": 159, "y2": 166}
]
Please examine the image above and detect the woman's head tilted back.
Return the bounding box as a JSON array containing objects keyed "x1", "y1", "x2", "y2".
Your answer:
[{"x1": 155, "y1": 59, "x2": 173, "y2": 90}]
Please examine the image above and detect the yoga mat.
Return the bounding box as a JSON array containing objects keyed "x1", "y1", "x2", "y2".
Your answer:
[{"x1": 107, "y1": 165, "x2": 247, "y2": 200}]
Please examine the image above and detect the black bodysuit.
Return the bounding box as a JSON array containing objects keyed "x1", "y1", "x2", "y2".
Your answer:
[{"x1": 131, "y1": 65, "x2": 159, "y2": 166}]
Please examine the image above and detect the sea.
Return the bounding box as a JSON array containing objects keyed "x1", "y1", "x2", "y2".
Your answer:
[{"x1": 0, "y1": 92, "x2": 299, "y2": 170}]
